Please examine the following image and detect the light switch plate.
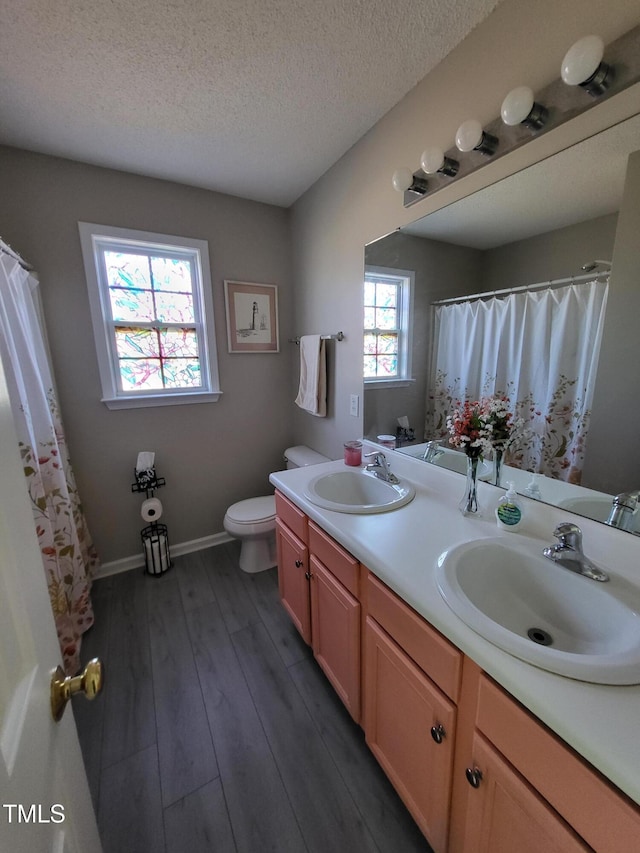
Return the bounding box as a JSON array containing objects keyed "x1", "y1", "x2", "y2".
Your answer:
[{"x1": 349, "y1": 394, "x2": 359, "y2": 417}]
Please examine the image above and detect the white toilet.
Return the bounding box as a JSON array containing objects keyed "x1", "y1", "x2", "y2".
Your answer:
[{"x1": 223, "y1": 445, "x2": 330, "y2": 573}]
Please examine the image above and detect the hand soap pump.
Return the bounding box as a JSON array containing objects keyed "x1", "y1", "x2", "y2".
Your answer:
[
  {"x1": 524, "y1": 473, "x2": 542, "y2": 500},
  {"x1": 496, "y1": 482, "x2": 523, "y2": 530}
]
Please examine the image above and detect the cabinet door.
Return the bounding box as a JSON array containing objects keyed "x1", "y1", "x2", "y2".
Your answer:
[
  {"x1": 310, "y1": 556, "x2": 360, "y2": 722},
  {"x1": 276, "y1": 518, "x2": 311, "y2": 644},
  {"x1": 364, "y1": 616, "x2": 456, "y2": 853},
  {"x1": 460, "y1": 732, "x2": 589, "y2": 853}
]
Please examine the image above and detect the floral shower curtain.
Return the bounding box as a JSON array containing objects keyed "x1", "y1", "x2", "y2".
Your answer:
[
  {"x1": 0, "y1": 250, "x2": 98, "y2": 674},
  {"x1": 425, "y1": 280, "x2": 609, "y2": 482}
]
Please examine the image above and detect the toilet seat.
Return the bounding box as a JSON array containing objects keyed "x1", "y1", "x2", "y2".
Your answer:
[{"x1": 225, "y1": 495, "x2": 276, "y2": 526}]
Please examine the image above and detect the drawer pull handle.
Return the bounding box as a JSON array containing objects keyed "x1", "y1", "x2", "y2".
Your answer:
[
  {"x1": 295, "y1": 559, "x2": 303, "y2": 568},
  {"x1": 430, "y1": 723, "x2": 446, "y2": 744},
  {"x1": 465, "y1": 767, "x2": 483, "y2": 788}
]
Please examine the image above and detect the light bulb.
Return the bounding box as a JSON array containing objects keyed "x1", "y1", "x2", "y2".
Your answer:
[
  {"x1": 501, "y1": 87, "x2": 534, "y2": 125},
  {"x1": 420, "y1": 147, "x2": 444, "y2": 174},
  {"x1": 501, "y1": 86, "x2": 547, "y2": 130},
  {"x1": 420, "y1": 147, "x2": 459, "y2": 177},
  {"x1": 392, "y1": 168, "x2": 414, "y2": 192},
  {"x1": 391, "y1": 168, "x2": 428, "y2": 195},
  {"x1": 455, "y1": 119, "x2": 483, "y2": 152},
  {"x1": 455, "y1": 120, "x2": 498, "y2": 156},
  {"x1": 561, "y1": 34, "x2": 610, "y2": 96},
  {"x1": 561, "y1": 35, "x2": 604, "y2": 85}
]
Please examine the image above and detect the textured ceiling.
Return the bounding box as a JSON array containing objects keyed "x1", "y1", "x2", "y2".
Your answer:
[{"x1": 0, "y1": 0, "x2": 501, "y2": 207}]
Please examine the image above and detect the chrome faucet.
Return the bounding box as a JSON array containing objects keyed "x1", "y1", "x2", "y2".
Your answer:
[
  {"x1": 423, "y1": 440, "x2": 444, "y2": 463},
  {"x1": 542, "y1": 522, "x2": 609, "y2": 582},
  {"x1": 606, "y1": 490, "x2": 640, "y2": 532},
  {"x1": 364, "y1": 451, "x2": 400, "y2": 484}
]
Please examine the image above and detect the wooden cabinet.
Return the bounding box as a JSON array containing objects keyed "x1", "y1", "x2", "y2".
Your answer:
[
  {"x1": 310, "y1": 557, "x2": 360, "y2": 720},
  {"x1": 364, "y1": 573, "x2": 461, "y2": 853},
  {"x1": 275, "y1": 494, "x2": 640, "y2": 852},
  {"x1": 459, "y1": 732, "x2": 588, "y2": 853},
  {"x1": 275, "y1": 516, "x2": 311, "y2": 644},
  {"x1": 452, "y1": 670, "x2": 640, "y2": 853},
  {"x1": 275, "y1": 492, "x2": 362, "y2": 721}
]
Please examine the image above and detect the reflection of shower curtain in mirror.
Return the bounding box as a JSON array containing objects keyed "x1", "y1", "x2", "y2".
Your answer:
[{"x1": 425, "y1": 281, "x2": 609, "y2": 483}]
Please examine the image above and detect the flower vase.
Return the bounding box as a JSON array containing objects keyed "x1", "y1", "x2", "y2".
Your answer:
[
  {"x1": 459, "y1": 453, "x2": 481, "y2": 516},
  {"x1": 492, "y1": 445, "x2": 504, "y2": 487}
]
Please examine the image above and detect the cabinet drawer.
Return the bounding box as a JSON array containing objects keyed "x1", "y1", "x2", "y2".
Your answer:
[
  {"x1": 275, "y1": 490, "x2": 308, "y2": 542},
  {"x1": 366, "y1": 572, "x2": 461, "y2": 703},
  {"x1": 309, "y1": 521, "x2": 360, "y2": 597},
  {"x1": 476, "y1": 674, "x2": 640, "y2": 853}
]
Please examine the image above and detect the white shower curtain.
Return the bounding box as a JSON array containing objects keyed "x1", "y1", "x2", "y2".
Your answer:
[
  {"x1": 0, "y1": 249, "x2": 98, "y2": 674},
  {"x1": 425, "y1": 281, "x2": 609, "y2": 482}
]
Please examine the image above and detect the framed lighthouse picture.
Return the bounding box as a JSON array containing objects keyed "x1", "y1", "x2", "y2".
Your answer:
[{"x1": 224, "y1": 280, "x2": 279, "y2": 353}]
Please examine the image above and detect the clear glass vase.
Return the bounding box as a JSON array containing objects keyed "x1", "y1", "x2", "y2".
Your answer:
[
  {"x1": 459, "y1": 453, "x2": 481, "y2": 516},
  {"x1": 492, "y1": 445, "x2": 504, "y2": 487}
]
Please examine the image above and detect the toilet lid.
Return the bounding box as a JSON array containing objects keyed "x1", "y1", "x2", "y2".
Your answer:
[{"x1": 227, "y1": 495, "x2": 276, "y2": 524}]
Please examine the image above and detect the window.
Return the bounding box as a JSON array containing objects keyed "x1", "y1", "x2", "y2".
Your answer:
[
  {"x1": 79, "y1": 223, "x2": 221, "y2": 409},
  {"x1": 364, "y1": 267, "x2": 413, "y2": 385}
]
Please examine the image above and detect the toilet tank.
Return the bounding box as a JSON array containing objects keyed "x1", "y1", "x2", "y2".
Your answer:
[{"x1": 284, "y1": 445, "x2": 330, "y2": 469}]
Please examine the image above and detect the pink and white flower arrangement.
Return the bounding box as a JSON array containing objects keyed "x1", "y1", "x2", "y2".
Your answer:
[
  {"x1": 447, "y1": 395, "x2": 523, "y2": 457},
  {"x1": 446, "y1": 400, "x2": 491, "y2": 457},
  {"x1": 481, "y1": 395, "x2": 523, "y2": 450}
]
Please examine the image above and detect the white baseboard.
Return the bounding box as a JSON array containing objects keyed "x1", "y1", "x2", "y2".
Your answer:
[{"x1": 94, "y1": 531, "x2": 234, "y2": 579}]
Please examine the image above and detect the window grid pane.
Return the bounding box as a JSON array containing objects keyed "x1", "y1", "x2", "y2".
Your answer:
[
  {"x1": 103, "y1": 246, "x2": 202, "y2": 393},
  {"x1": 364, "y1": 276, "x2": 402, "y2": 378}
]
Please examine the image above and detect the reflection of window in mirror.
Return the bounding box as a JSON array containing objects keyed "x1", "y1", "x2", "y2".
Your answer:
[{"x1": 364, "y1": 266, "x2": 414, "y2": 386}]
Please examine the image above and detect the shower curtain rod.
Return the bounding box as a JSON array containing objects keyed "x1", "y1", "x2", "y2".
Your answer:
[
  {"x1": 0, "y1": 238, "x2": 33, "y2": 271},
  {"x1": 432, "y1": 270, "x2": 609, "y2": 306}
]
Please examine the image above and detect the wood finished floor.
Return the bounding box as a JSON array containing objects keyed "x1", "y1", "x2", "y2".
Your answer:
[{"x1": 75, "y1": 542, "x2": 432, "y2": 853}]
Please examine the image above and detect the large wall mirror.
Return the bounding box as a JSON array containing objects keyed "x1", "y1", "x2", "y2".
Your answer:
[{"x1": 364, "y1": 105, "x2": 640, "y2": 534}]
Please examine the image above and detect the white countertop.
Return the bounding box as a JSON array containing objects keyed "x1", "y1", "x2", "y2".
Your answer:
[{"x1": 270, "y1": 441, "x2": 640, "y2": 806}]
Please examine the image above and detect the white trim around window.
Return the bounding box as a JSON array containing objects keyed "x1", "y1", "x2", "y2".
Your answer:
[
  {"x1": 364, "y1": 265, "x2": 414, "y2": 386},
  {"x1": 78, "y1": 222, "x2": 222, "y2": 409}
]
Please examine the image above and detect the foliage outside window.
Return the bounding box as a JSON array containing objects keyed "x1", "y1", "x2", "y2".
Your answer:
[{"x1": 79, "y1": 223, "x2": 221, "y2": 409}]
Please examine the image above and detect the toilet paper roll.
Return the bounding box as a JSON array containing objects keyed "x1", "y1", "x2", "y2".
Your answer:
[{"x1": 141, "y1": 497, "x2": 163, "y2": 522}]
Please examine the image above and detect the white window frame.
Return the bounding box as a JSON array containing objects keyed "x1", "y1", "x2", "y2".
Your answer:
[
  {"x1": 364, "y1": 266, "x2": 414, "y2": 388},
  {"x1": 79, "y1": 222, "x2": 222, "y2": 409}
]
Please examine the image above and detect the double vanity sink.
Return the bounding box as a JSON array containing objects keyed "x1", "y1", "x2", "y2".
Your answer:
[
  {"x1": 302, "y1": 463, "x2": 640, "y2": 686},
  {"x1": 436, "y1": 535, "x2": 640, "y2": 685}
]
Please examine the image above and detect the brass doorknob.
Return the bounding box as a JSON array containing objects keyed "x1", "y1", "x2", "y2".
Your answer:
[{"x1": 50, "y1": 657, "x2": 104, "y2": 722}]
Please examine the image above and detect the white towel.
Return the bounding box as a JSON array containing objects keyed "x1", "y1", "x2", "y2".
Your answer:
[{"x1": 295, "y1": 335, "x2": 326, "y2": 417}]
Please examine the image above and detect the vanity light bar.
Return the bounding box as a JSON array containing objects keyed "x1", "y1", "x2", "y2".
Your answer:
[{"x1": 398, "y1": 24, "x2": 640, "y2": 208}]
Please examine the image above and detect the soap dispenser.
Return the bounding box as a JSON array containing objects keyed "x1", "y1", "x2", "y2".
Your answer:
[
  {"x1": 524, "y1": 473, "x2": 542, "y2": 500},
  {"x1": 496, "y1": 482, "x2": 523, "y2": 530}
]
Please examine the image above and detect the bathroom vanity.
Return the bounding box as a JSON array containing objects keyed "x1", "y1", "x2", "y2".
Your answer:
[{"x1": 270, "y1": 445, "x2": 640, "y2": 852}]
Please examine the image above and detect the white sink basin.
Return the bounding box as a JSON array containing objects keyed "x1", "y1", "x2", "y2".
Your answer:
[
  {"x1": 304, "y1": 469, "x2": 415, "y2": 514},
  {"x1": 558, "y1": 495, "x2": 640, "y2": 532},
  {"x1": 436, "y1": 536, "x2": 640, "y2": 684}
]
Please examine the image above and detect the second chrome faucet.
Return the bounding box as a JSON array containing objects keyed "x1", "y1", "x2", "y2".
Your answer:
[{"x1": 543, "y1": 522, "x2": 609, "y2": 582}]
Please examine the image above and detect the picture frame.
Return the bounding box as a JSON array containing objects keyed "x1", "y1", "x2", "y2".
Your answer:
[{"x1": 224, "y1": 280, "x2": 279, "y2": 353}]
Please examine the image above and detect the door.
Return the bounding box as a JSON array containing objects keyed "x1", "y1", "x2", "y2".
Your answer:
[
  {"x1": 460, "y1": 733, "x2": 588, "y2": 852},
  {"x1": 0, "y1": 358, "x2": 102, "y2": 852},
  {"x1": 364, "y1": 617, "x2": 456, "y2": 853},
  {"x1": 275, "y1": 518, "x2": 311, "y2": 644},
  {"x1": 310, "y1": 557, "x2": 361, "y2": 722}
]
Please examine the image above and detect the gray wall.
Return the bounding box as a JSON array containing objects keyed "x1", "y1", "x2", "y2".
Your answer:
[
  {"x1": 364, "y1": 232, "x2": 481, "y2": 440},
  {"x1": 0, "y1": 147, "x2": 293, "y2": 564},
  {"x1": 290, "y1": 0, "x2": 640, "y2": 461},
  {"x1": 482, "y1": 214, "x2": 618, "y2": 291},
  {"x1": 585, "y1": 150, "x2": 640, "y2": 493}
]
